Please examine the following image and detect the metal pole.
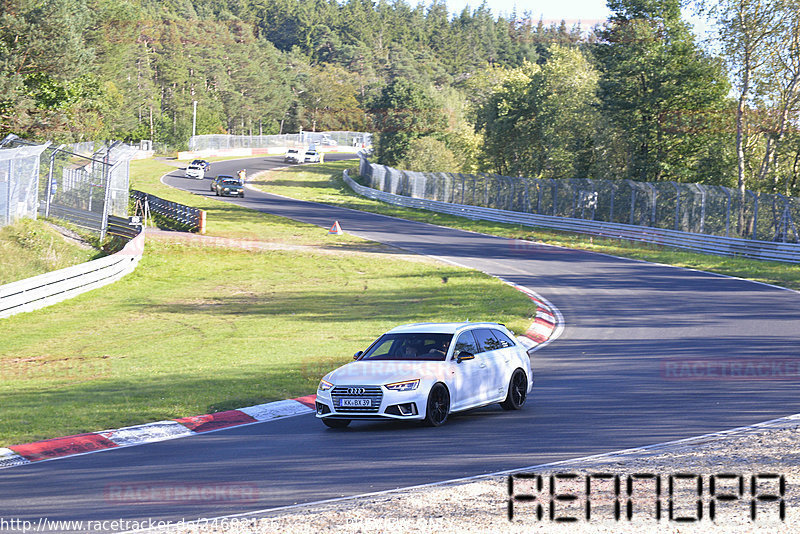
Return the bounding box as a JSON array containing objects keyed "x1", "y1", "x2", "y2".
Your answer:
[
  {"x1": 192, "y1": 100, "x2": 197, "y2": 140},
  {"x1": 697, "y1": 184, "x2": 707, "y2": 234},
  {"x1": 609, "y1": 182, "x2": 616, "y2": 223},
  {"x1": 99, "y1": 142, "x2": 118, "y2": 240},
  {"x1": 670, "y1": 182, "x2": 680, "y2": 231},
  {"x1": 6, "y1": 159, "x2": 12, "y2": 225},
  {"x1": 45, "y1": 145, "x2": 65, "y2": 218},
  {"x1": 747, "y1": 189, "x2": 758, "y2": 240},
  {"x1": 721, "y1": 186, "x2": 731, "y2": 237}
]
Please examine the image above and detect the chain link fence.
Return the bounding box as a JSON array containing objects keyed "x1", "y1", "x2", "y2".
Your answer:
[
  {"x1": 189, "y1": 131, "x2": 372, "y2": 151},
  {"x1": 1, "y1": 135, "x2": 137, "y2": 238},
  {"x1": 358, "y1": 157, "x2": 800, "y2": 243}
]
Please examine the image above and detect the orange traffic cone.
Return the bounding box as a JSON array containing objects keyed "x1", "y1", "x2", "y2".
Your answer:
[{"x1": 328, "y1": 221, "x2": 343, "y2": 235}]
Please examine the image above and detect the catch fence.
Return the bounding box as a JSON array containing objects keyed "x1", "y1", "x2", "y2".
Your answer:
[
  {"x1": 358, "y1": 157, "x2": 799, "y2": 244},
  {"x1": 0, "y1": 135, "x2": 138, "y2": 238},
  {"x1": 189, "y1": 131, "x2": 372, "y2": 151}
]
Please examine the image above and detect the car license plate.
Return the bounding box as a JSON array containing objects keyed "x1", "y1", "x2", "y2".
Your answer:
[{"x1": 341, "y1": 398, "x2": 371, "y2": 408}]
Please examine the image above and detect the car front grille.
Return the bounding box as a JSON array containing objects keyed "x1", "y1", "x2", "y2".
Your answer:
[{"x1": 331, "y1": 385, "x2": 383, "y2": 413}]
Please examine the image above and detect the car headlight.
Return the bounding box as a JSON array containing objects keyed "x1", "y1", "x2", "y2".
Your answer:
[
  {"x1": 318, "y1": 379, "x2": 334, "y2": 392},
  {"x1": 385, "y1": 379, "x2": 420, "y2": 391},
  {"x1": 223, "y1": 188, "x2": 229, "y2": 192}
]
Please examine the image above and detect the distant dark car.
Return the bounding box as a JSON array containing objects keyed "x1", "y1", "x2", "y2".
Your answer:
[
  {"x1": 191, "y1": 159, "x2": 210, "y2": 171},
  {"x1": 213, "y1": 177, "x2": 244, "y2": 198},
  {"x1": 210, "y1": 175, "x2": 233, "y2": 192}
]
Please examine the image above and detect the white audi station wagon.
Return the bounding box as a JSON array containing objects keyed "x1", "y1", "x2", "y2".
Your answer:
[{"x1": 315, "y1": 322, "x2": 533, "y2": 428}]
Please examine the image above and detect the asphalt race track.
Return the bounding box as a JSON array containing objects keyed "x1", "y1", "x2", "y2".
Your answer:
[{"x1": 3, "y1": 155, "x2": 800, "y2": 529}]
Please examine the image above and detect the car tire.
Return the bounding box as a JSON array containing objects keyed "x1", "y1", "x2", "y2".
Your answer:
[
  {"x1": 322, "y1": 418, "x2": 350, "y2": 429},
  {"x1": 423, "y1": 383, "x2": 450, "y2": 427},
  {"x1": 500, "y1": 369, "x2": 527, "y2": 410}
]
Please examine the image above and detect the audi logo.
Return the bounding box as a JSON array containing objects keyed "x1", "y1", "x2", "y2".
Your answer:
[{"x1": 347, "y1": 387, "x2": 366, "y2": 395}]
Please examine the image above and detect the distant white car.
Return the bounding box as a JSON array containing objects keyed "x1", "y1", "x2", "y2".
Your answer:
[
  {"x1": 304, "y1": 149, "x2": 321, "y2": 163},
  {"x1": 185, "y1": 164, "x2": 204, "y2": 180},
  {"x1": 315, "y1": 322, "x2": 533, "y2": 428},
  {"x1": 284, "y1": 148, "x2": 303, "y2": 164}
]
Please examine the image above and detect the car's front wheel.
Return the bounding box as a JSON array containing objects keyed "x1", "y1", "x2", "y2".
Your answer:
[
  {"x1": 322, "y1": 418, "x2": 350, "y2": 429},
  {"x1": 423, "y1": 383, "x2": 450, "y2": 427},
  {"x1": 500, "y1": 369, "x2": 528, "y2": 410}
]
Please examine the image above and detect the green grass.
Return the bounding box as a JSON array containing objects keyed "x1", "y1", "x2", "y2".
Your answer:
[
  {"x1": 0, "y1": 218, "x2": 103, "y2": 285},
  {"x1": 0, "y1": 159, "x2": 536, "y2": 447},
  {"x1": 249, "y1": 161, "x2": 800, "y2": 291}
]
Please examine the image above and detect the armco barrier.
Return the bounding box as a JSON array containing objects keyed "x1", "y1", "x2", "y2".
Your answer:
[
  {"x1": 343, "y1": 170, "x2": 800, "y2": 264},
  {"x1": 130, "y1": 190, "x2": 205, "y2": 233},
  {"x1": 0, "y1": 231, "x2": 144, "y2": 319}
]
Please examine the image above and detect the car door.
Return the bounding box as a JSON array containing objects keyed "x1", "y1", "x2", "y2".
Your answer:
[
  {"x1": 471, "y1": 329, "x2": 508, "y2": 402},
  {"x1": 449, "y1": 330, "x2": 483, "y2": 411}
]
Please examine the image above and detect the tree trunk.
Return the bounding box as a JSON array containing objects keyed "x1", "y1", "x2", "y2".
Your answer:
[{"x1": 736, "y1": 60, "x2": 750, "y2": 234}]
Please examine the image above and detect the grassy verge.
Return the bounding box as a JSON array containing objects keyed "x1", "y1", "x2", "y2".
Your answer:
[
  {"x1": 0, "y1": 218, "x2": 103, "y2": 285},
  {"x1": 249, "y1": 161, "x2": 800, "y2": 291},
  {"x1": 0, "y1": 160, "x2": 536, "y2": 447}
]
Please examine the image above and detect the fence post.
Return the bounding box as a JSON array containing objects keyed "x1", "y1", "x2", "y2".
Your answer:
[
  {"x1": 45, "y1": 145, "x2": 64, "y2": 218},
  {"x1": 721, "y1": 186, "x2": 731, "y2": 237},
  {"x1": 669, "y1": 181, "x2": 680, "y2": 231},
  {"x1": 5, "y1": 158, "x2": 12, "y2": 225},
  {"x1": 697, "y1": 184, "x2": 707, "y2": 234},
  {"x1": 746, "y1": 190, "x2": 758, "y2": 240},
  {"x1": 100, "y1": 143, "x2": 115, "y2": 240}
]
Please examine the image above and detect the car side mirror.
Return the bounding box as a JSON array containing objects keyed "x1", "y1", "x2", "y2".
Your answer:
[
  {"x1": 353, "y1": 351, "x2": 363, "y2": 360},
  {"x1": 456, "y1": 351, "x2": 475, "y2": 363}
]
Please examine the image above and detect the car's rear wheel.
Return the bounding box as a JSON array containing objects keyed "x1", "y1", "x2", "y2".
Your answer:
[
  {"x1": 500, "y1": 369, "x2": 527, "y2": 410},
  {"x1": 322, "y1": 418, "x2": 350, "y2": 429},
  {"x1": 424, "y1": 383, "x2": 450, "y2": 427}
]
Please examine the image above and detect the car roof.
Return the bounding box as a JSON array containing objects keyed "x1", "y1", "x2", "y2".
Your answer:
[
  {"x1": 216, "y1": 175, "x2": 234, "y2": 179},
  {"x1": 385, "y1": 322, "x2": 504, "y2": 334}
]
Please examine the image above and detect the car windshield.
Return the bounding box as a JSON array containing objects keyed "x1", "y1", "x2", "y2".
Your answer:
[
  {"x1": 360, "y1": 333, "x2": 453, "y2": 362},
  {"x1": 221, "y1": 179, "x2": 239, "y2": 185}
]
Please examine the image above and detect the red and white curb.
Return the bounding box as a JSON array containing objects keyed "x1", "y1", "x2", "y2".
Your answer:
[
  {"x1": 499, "y1": 277, "x2": 563, "y2": 353},
  {"x1": 0, "y1": 396, "x2": 318, "y2": 470}
]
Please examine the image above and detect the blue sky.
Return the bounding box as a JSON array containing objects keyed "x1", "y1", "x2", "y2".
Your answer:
[
  {"x1": 438, "y1": 0, "x2": 711, "y2": 38},
  {"x1": 442, "y1": 0, "x2": 611, "y2": 24}
]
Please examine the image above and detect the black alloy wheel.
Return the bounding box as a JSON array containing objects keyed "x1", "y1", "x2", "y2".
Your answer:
[
  {"x1": 424, "y1": 383, "x2": 450, "y2": 427},
  {"x1": 500, "y1": 369, "x2": 527, "y2": 410}
]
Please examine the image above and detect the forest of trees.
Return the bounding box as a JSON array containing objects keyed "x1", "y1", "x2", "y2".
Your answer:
[{"x1": 1, "y1": 0, "x2": 799, "y2": 197}]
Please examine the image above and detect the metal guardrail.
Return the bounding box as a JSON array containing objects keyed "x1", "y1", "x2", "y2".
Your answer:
[
  {"x1": 0, "y1": 231, "x2": 144, "y2": 319},
  {"x1": 343, "y1": 170, "x2": 800, "y2": 264},
  {"x1": 130, "y1": 190, "x2": 205, "y2": 233}
]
